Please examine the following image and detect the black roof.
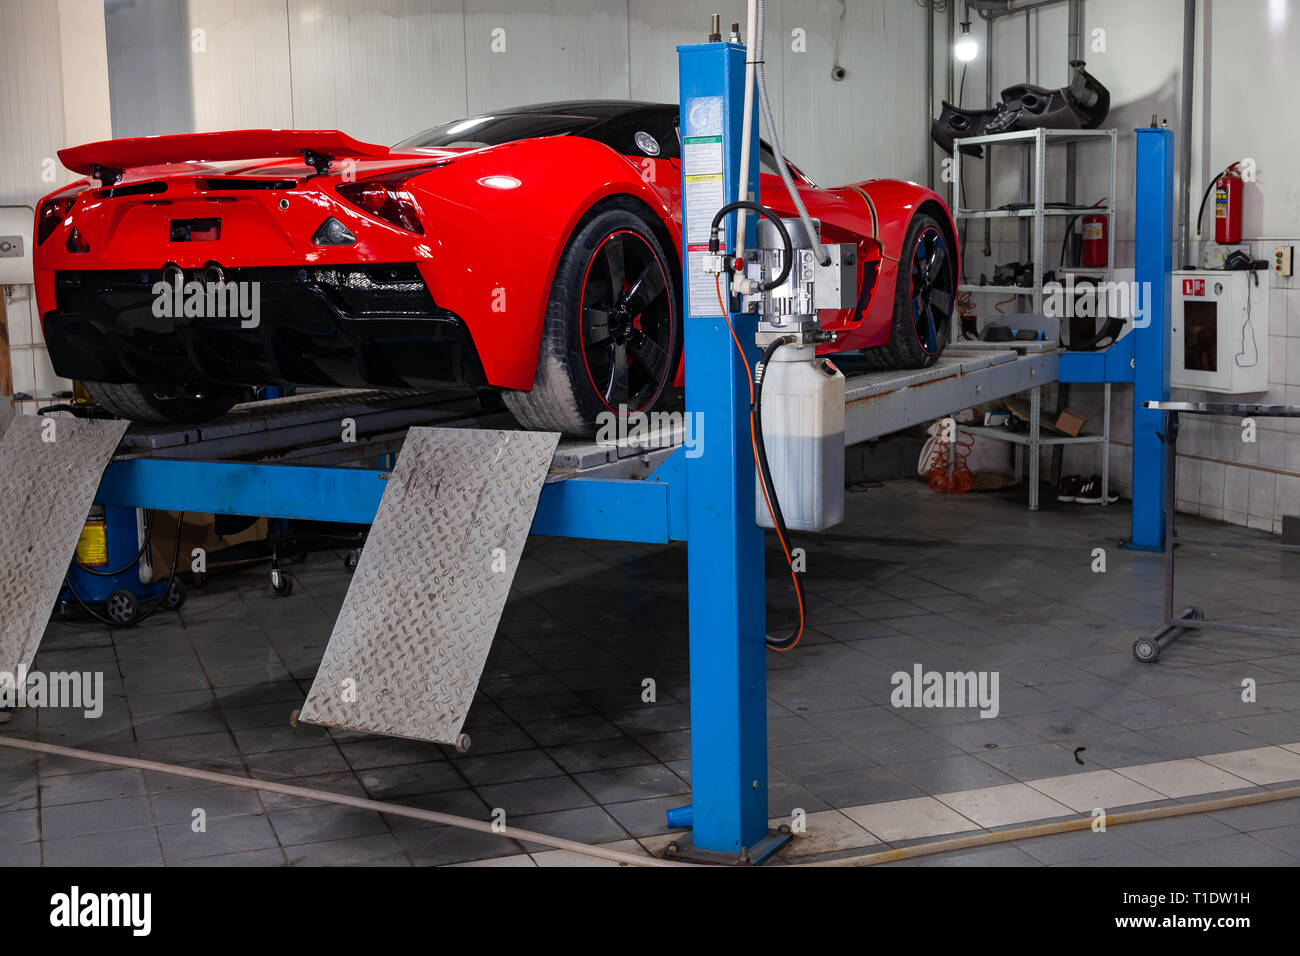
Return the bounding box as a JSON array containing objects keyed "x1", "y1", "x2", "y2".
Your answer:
[{"x1": 494, "y1": 100, "x2": 672, "y2": 118}]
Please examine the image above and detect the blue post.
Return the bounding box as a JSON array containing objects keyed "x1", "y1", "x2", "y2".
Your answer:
[
  {"x1": 1129, "y1": 128, "x2": 1174, "y2": 551},
  {"x1": 675, "y1": 40, "x2": 772, "y2": 859}
]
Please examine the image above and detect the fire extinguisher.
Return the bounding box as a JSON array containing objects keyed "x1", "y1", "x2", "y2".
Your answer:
[
  {"x1": 1081, "y1": 209, "x2": 1108, "y2": 268},
  {"x1": 1214, "y1": 163, "x2": 1243, "y2": 245}
]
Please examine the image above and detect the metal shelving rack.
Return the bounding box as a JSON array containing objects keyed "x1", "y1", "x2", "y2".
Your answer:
[
  {"x1": 951, "y1": 127, "x2": 1118, "y2": 314},
  {"x1": 948, "y1": 127, "x2": 1119, "y2": 511}
]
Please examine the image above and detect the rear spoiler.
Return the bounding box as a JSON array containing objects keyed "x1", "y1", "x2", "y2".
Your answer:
[{"x1": 58, "y1": 129, "x2": 392, "y2": 184}]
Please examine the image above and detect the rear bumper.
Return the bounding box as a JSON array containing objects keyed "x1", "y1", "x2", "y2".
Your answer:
[{"x1": 42, "y1": 264, "x2": 489, "y2": 390}]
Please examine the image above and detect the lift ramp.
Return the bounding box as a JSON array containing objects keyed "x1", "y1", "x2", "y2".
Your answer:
[
  {"x1": 0, "y1": 415, "x2": 128, "y2": 675},
  {"x1": 299, "y1": 426, "x2": 559, "y2": 745},
  {"x1": 3, "y1": 345, "x2": 1056, "y2": 743}
]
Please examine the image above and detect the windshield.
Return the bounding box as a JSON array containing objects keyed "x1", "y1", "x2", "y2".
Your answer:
[{"x1": 394, "y1": 114, "x2": 598, "y2": 149}]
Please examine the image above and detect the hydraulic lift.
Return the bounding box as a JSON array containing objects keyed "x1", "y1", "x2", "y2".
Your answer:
[{"x1": 0, "y1": 35, "x2": 1086, "y2": 867}]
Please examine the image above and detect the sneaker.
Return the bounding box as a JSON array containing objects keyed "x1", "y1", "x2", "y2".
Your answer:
[
  {"x1": 1075, "y1": 475, "x2": 1105, "y2": 504},
  {"x1": 1057, "y1": 475, "x2": 1084, "y2": 502},
  {"x1": 1089, "y1": 475, "x2": 1119, "y2": 503}
]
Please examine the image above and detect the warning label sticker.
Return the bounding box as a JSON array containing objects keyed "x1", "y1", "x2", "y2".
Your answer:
[{"x1": 682, "y1": 114, "x2": 727, "y2": 317}]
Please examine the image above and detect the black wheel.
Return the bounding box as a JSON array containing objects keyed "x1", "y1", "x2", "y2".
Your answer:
[
  {"x1": 272, "y1": 573, "x2": 294, "y2": 598},
  {"x1": 160, "y1": 577, "x2": 186, "y2": 611},
  {"x1": 84, "y1": 381, "x2": 243, "y2": 423},
  {"x1": 343, "y1": 550, "x2": 359, "y2": 573},
  {"x1": 104, "y1": 589, "x2": 139, "y2": 626},
  {"x1": 1133, "y1": 637, "x2": 1160, "y2": 663},
  {"x1": 503, "y1": 201, "x2": 681, "y2": 436},
  {"x1": 859, "y1": 212, "x2": 955, "y2": 370}
]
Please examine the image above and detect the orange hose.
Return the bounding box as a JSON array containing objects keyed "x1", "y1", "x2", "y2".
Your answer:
[{"x1": 715, "y1": 276, "x2": 805, "y2": 651}]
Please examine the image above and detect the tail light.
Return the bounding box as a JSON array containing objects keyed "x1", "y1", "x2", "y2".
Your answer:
[
  {"x1": 337, "y1": 172, "x2": 426, "y2": 234},
  {"x1": 36, "y1": 184, "x2": 87, "y2": 245}
]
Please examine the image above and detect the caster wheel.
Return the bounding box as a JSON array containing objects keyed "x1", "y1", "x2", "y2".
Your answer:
[
  {"x1": 55, "y1": 600, "x2": 76, "y2": 621},
  {"x1": 289, "y1": 549, "x2": 309, "y2": 565},
  {"x1": 105, "y1": 589, "x2": 139, "y2": 627},
  {"x1": 1188, "y1": 607, "x2": 1205, "y2": 622},
  {"x1": 271, "y1": 572, "x2": 294, "y2": 598},
  {"x1": 190, "y1": 571, "x2": 207, "y2": 590},
  {"x1": 161, "y1": 578, "x2": 186, "y2": 611},
  {"x1": 454, "y1": 733, "x2": 471, "y2": 754},
  {"x1": 1133, "y1": 637, "x2": 1160, "y2": 663},
  {"x1": 343, "y1": 550, "x2": 359, "y2": 573}
]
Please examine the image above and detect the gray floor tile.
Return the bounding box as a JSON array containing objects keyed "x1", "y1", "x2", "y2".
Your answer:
[
  {"x1": 572, "y1": 764, "x2": 688, "y2": 804},
  {"x1": 267, "y1": 805, "x2": 388, "y2": 847},
  {"x1": 892, "y1": 753, "x2": 1016, "y2": 793},
  {"x1": 1158, "y1": 832, "x2": 1297, "y2": 866},
  {"x1": 43, "y1": 827, "x2": 163, "y2": 866},
  {"x1": 40, "y1": 795, "x2": 153, "y2": 840},
  {"x1": 286, "y1": 832, "x2": 412, "y2": 866},
  {"x1": 513, "y1": 805, "x2": 630, "y2": 849},
  {"x1": 158, "y1": 813, "x2": 279, "y2": 862},
  {"x1": 476, "y1": 776, "x2": 594, "y2": 816}
]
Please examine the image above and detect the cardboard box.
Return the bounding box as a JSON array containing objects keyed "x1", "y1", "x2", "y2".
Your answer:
[{"x1": 1055, "y1": 409, "x2": 1088, "y2": 437}]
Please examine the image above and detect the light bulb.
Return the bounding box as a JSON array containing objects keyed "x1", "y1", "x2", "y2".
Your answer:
[{"x1": 955, "y1": 22, "x2": 978, "y2": 62}]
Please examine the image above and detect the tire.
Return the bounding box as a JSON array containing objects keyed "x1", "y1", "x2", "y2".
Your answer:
[
  {"x1": 502, "y1": 202, "x2": 681, "y2": 436},
  {"x1": 859, "y1": 212, "x2": 955, "y2": 370},
  {"x1": 161, "y1": 577, "x2": 186, "y2": 611},
  {"x1": 104, "y1": 589, "x2": 138, "y2": 627},
  {"x1": 84, "y1": 381, "x2": 243, "y2": 424}
]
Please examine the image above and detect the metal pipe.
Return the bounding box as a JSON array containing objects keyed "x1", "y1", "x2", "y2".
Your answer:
[
  {"x1": 1065, "y1": 0, "x2": 1079, "y2": 207},
  {"x1": 803, "y1": 782, "x2": 1300, "y2": 867},
  {"x1": 983, "y1": 14, "x2": 993, "y2": 255},
  {"x1": 946, "y1": 1, "x2": 955, "y2": 111},
  {"x1": 0, "y1": 736, "x2": 692, "y2": 867},
  {"x1": 1177, "y1": 0, "x2": 1196, "y2": 267},
  {"x1": 925, "y1": 0, "x2": 935, "y2": 188}
]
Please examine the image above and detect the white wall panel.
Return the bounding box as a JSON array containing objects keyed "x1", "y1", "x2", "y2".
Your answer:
[
  {"x1": 628, "y1": 0, "x2": 746, "y2": 103},
  {"x1": 287, "y1": 0, "x2": 467, "y2": 145},
  {"x1": 186, "y1": 0, "x2": 295, "y2": 130},
  {"x1": 779, "y1": 0, "x2": 924, "y2": 187},
  {"x1": 0, "y1": 0, "x2": 68, "y2": 207},
  {"x1": 462, "y1": 0, "x2": 630, "y2": 115},
  {"x1": 104, "y1": 0, "x2": 194, "y2": 136}
]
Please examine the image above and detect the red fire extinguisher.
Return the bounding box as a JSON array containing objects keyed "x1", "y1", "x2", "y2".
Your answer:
[
  {"x1": 1214, "y1": 162, "x2": 1243, "y2": 244},
  {"x1": 1081, "y1": 209, "x2": 1108, "y2": 268}
]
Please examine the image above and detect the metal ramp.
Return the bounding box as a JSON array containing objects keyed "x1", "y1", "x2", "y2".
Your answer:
[
  {"x1": 0, "y1": 416, "x2": 128, "y2": 674},
  {"x1": 299, "y1": 427, "x2": 558, "y2": 746},
  {"x1": 2, "y1": 345, "x2": 1058, "y2": 742}
]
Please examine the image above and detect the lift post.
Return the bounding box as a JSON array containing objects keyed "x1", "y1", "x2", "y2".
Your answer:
[
  {"x1": 671, "y1": 38, "x2": 779, "y2": 862},
  {"x1": 1130, "y1": 127, "x2": 1174, "y2": 550},
  {"x1": 1057, "y1": 126, "x2": 1174, "y2": 551}
]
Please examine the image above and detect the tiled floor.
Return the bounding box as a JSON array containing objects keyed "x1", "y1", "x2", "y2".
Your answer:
[{"x1": 3, "y1": 480, "x2": 1299, "y2": 866}]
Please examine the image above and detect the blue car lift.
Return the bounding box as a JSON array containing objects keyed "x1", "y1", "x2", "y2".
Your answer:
[
  {"x1": 1059, "y1": 126, "x2": 1175, "y2": 551},
  {"x1": 74, "y1": 42, "x2": 1115, "y2": 866}
]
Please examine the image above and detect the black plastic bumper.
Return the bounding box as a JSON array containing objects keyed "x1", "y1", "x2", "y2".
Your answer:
[{"x1": 43, "y1": 264, "x2": 489, "y2": 390}]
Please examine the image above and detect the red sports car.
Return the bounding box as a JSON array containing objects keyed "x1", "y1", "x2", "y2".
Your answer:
[{"x1": 34, "y1": 101, "x2": 957, "y2": 435}]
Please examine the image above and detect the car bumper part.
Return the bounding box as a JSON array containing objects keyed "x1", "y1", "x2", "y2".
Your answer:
[{"x1": 42, "y1": 264, "x2": 489, "y2": 391}]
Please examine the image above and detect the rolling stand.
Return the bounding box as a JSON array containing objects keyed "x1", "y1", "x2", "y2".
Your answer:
[{"x1": 1134, "y1": 402, "x2": 1300, "y2": 662}]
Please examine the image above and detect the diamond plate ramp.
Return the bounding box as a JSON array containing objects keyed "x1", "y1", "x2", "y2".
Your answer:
[
  {"x1": 0, "y1": 415, "x2": 129, "y2": 672},
  {"x1": 300, "y1": 426, "x2": 560, "y2": 744}
]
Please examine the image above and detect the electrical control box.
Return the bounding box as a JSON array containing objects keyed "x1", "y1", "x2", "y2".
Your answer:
[
  {"x1": 0, "y1": 206, "x2": 34, "y2": 286},
  {"x1": 1170, "y1": 269, "x2": 1269, "y2": 394}
]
